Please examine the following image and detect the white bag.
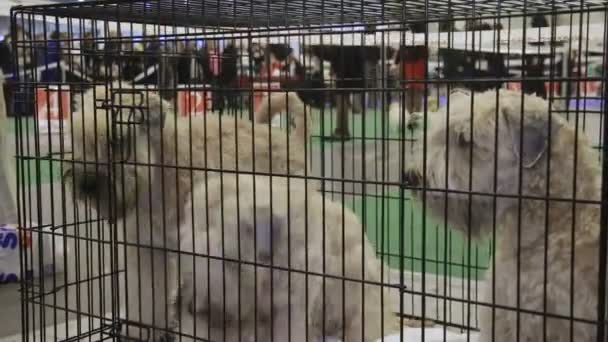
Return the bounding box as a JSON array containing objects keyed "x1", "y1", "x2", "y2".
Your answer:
[{"x1": 0, "y1": 223, "x2": 67, "y2": 283}]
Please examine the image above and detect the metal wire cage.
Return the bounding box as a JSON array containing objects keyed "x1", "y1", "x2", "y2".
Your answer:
[{"x1": 8, "y1": 0, "x2": 608, "y2": 341}]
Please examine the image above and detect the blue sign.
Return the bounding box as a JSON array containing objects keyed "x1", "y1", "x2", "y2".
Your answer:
[{"x1": 0, "y1": 227, "x2": 17, "y2": 250}]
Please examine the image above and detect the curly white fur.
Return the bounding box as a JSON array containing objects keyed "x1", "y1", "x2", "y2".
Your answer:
[
  {"x1": 179, "y1": 173, "x2": 397, "y2": 342},
  {"x1": 407, "y1": 89, "x2": 601, "y2": 342},
  {"x1": 66, "y1": 82, "x2": 313, "y2": 341}
]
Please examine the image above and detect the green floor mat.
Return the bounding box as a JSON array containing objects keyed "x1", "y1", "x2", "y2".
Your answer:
[
  {"x1": 8, "y1": 118, "x2": 64, "y2": 185},
  {"x1": 8, "y1": 117, "x2": 35, "y2": 134},
  {"x1": 19, "y1": 159, "x2": 62, "y2": 185},
  {"x1": 347, "y1": 190, "x2": 492, "y2": 279},
  {"x1": 310, "y1": 109, "x2": 403, "y2": 143}
]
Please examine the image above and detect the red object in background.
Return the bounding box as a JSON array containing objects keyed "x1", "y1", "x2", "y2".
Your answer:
[
  {"x1": 260, "y1": 61, "x2": 282, "y2": 78},
  {"x1": 177, "y1": 86, "x2": 211, "y2": 116},
  {"x1": 544, "y1": 81, "x2": 561, "y2": 96},
  {"x1": 506, "y1": 81, "x2": 522, "y2": 91},
  {"x1": 36, "y1": 86, "x2": 70, "y2": 121},
  {"x1": 272, "y1": 61, "x2": 282, "y2": 73},
  {"x1": 252, "y1": 82, "x2": 281, "y2": 112},
  {"x1": 399, "y1": 46, "x2": 428, "y2": 91},
  {"x1": 577, "y1": 80, "x2": 600, "y2": 96},
  {"x1": 402, "y1": 58, "x2": 426, "y2": 90},
  {"x1": 19, "y1": 229, "x2": 31, "y2": 249}
]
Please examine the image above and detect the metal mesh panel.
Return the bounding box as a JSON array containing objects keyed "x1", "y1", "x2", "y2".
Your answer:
[{"x1": 6, "y1": 1, "x2": 608, "y2": 341}]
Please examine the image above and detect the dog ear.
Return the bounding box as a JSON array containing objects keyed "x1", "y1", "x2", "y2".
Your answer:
[
  {"x1": 253, "y1": 208, "x2": 284, "y2": 262},
  {"x1": 503, "y1": 108, "x2": 548, "y2": 168}
]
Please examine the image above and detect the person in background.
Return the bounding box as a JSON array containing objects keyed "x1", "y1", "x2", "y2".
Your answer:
[
  {"x1": 121, "y1": 38, "x2": 145, "y2": 81},
  {"x1": 158, "y1": 39, "x2": 178, "y2": 101},
  {"x1": 0, "y1": 34, "x2": 12, "y2": 74},
  {"x1": 145, "y1": 39, "x2": 162, "y2": 64},
  {"x1": 81, "y1": 32, "x2": 97, "y2": 77},
  {"x1": 2, "y1": 26, "x2": 33, "y2": 116},
  {"x1": 523, "y1": 14, "x2": 550, "y2": 99},
  {"x1": 523, "y1": 55, "x2": 547, "y2": 99},
  {"x1": 182, "y1": 40, "x2": 197, "y2": 81},
  {"x1": 385, "y1": 46, "x2": 398, "y2": 105},
  {"x1": 280, "y1": 46, "x2": 326, "y2": 110},
  {"x1": 249, "y1": 42, "x2": 264, "y2": 75},
  {"x1": 218, "y1": 41, "x2": 239, "y2": 111},
  {"x1": 195, "y1": 41, "x2": 213, "y2": 83},
  {"x1": 0, "y1": 38, "x2": 10, "y2": 117},
  {"x1": 260, "y1": 48, "x2": 282, "y2": 78},
  {"x1": 395, "y1": 22, "x2": 428, "y2": 115},
  {"x1": 317, "y1": 45, "x2": 366, "y2": 141},
  {"x1": 14, "y1": 26, "x2": 32, "y2": 70},
  {"x1": 176, "y1": 40, "x2": 192, "y2": 83},
  {"x1": 101, "y1": 30, "x2": 122, "y2": 79},
  {"x1": 0, "y1": 71, "x2": 16, "y2": 223},
  {"x1": 282, "y1": 52, "x2": 304, "y2": 79},
  {"x1": 531, "y1": 13, "x2": 549, "y2": 28},
  {"x1": 39, "y1": 31, "x2": 62, "y2": 82}
]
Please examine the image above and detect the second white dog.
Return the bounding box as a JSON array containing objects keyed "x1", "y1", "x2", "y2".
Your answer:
[{"x1": 179, "y1": 173, "x2": 397, "y2": 342}]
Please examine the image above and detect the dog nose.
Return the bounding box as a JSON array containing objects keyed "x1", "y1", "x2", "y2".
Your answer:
[
  {"x1": 78, "y1": 173, "x2": 99, "y2": 194},
  {"x1": 403, "y1": 170, "x2": 422, "y2": 187}
]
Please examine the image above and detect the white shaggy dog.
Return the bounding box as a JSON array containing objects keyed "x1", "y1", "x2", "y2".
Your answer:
[
  {"x1": 65, "y1": 82, "x2": 311, "y2": 341},
  {"x1": 179, "y1": 173, "x2": 397, "y2": 342},
  {"x1": 404, "y1": 89, "x2": 601, "y2": 341},
  {"x1": 254, "y1": 91, "x2": 310, "y2": 141}
]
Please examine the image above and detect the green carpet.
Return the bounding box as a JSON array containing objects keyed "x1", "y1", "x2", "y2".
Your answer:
[
  {"x1": 19, "y1": 159, "x2": 62, "y2": 185},
  {"x1": 310, "y1": 108, "x2": 406, "y2": 144},
  {"x1": 347, "y1": 189, "x2": 492, "y2": 280},
  {"x1": 8, "y1": 117, "x2": 35, "y2": 135},
  {"x1": 7, "y1": 118, "x2": 61, "y2": 185}
]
